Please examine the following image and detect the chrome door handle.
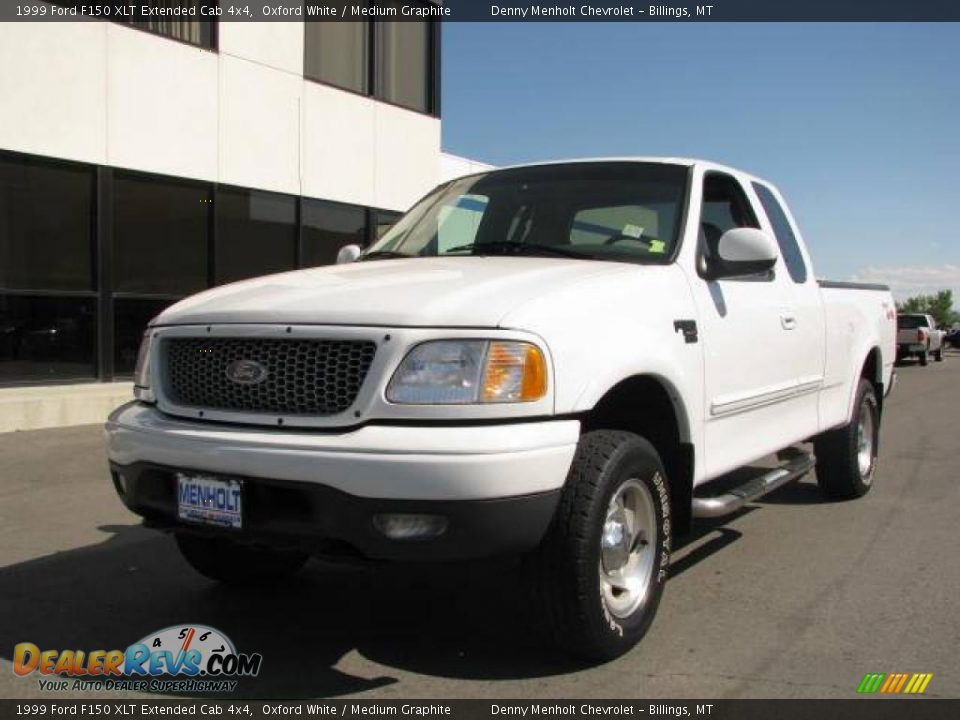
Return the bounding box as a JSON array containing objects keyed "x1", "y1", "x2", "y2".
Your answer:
[{"x1": 781, "y1": 314, "x2": 797, "y2": 330}]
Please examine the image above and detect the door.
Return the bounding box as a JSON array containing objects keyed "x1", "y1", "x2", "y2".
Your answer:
[
  {"x1": 687, "y1": 172, "x2": 810, "y2": 479},
  {"x1": 750, "y1": 180, "x2": 826, "y2": 429}
]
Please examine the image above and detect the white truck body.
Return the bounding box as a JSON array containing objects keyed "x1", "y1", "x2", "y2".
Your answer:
[{"x1": 105, "y1": 158, "x2": 897, "y2": 658}]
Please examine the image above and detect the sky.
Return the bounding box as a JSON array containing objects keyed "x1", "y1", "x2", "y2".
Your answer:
[{"x1": 440, "y1": 23, "x2": 960, "y2": 303}]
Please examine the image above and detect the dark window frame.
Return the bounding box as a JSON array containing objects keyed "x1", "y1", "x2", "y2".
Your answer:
[
  {"x1": 0, "y1": 149, "x2": 386, "y2": 386},
  {"x1": 304, "y1": 13, "x2": 372, "y2": 96},
  {"x1": 0, "y1": 149, "x2": 98, "y2": 294},
  {"x1": 0, "y1": 150, "x2": 100, "y2": 384},
  {"x1": 214, "y1": 184, "x2": 299, "y2": 285},
  {"x1": 0, "y1": 292, "x2": 100, "y2": 385},
  {"x1": 303, "y1": 11, "x2": 441, "y2": 118},
  {"x1": 44, "y1": 1, "x2": 219, "y2": 51},
  {"x1": 373, "y1": 16, "x2": 435, "y2": 115},
  {"x1": 111, "y1": 168, "x2": 213, "y2": 297},
  {"x1": 301, "y1": 197, "x2": 370, "y2": 268}
]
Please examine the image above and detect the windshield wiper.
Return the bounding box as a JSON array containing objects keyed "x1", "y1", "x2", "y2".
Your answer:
[
  {"x1": 360, "y1": 250, "x2": 413, "y2": 261},
  {"x1": 444, "y1": 241, "x2": 592, "y2": 259}
]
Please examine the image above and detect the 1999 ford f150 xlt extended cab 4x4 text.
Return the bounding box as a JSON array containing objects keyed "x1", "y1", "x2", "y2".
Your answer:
[{"x1": 106, "y1": 159, "x2": 897, "y2": 660}]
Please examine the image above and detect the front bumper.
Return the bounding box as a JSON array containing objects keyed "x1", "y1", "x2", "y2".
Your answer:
[{"x1": 105, "y1": 403, "x2": 579, "y2": 561}]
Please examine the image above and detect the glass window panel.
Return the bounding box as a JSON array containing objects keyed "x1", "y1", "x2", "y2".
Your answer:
[
  {"x1": 113, "y1": 297, "x2": 177, "y2": 376},
  {"x1": 113, "y1": 173, "x2": 210, "y2": 295},
  {"x1": 301, "y1": 199, "x2": 367, "y2": 268},
  {"x1": 436, "y1": 194, "x2": 487, "y2": 252},
  {"x1": 0, "y1": 154, "x2": 93, "y2": 292},
  {"x1": 123, "y1": 1, "x2": 216, "y2": 48},
  {"x1": 215, "y1": 188, "x2": 297, "y2": 284},
  {"x1": 0, "y1": 294, "x2": 97, "y2": 383},
  {"x1": 700, "y1": 174, "x2": 759, "y2": 236},
  {"x1": 570, "y1": 205, "x2": 665, "y2": 250},
  {"x1": 752, "y1": 182, "x2": 808, "y2": 283},
  {"x1": 304, "y1": 18, "x2": 369, "y2": 94},
  {"x1": 378, "y1": 21, "x2": 430, "y2": 112}
]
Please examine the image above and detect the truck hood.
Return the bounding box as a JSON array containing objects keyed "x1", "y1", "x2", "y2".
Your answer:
[{"x1": 154, "y1": 256, "x2": 634, "y2": 329}]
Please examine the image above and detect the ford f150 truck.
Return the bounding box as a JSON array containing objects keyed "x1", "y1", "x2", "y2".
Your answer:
[
  {"x1": 106, "y1": 159, "x2": 897, "y2": 660},
  {"x1": 897, "y1": 313, "x2": 945, "y2": 365}
]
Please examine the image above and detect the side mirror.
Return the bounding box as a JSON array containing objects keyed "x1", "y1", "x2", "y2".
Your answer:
[
  {"x1": 336, "y1": 244, "x2": 362, "y2": 264},
  {"x1": 706, "y1": 227, "x2": 778, "y2": 280}
]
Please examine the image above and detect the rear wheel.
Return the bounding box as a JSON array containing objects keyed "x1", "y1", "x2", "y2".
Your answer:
[
  {"x1": 919, "y1": 350, "x2": 929, "y2": 366},
  {"x1": 175, "y1": 532, "x2": 308, "y2": 585},
  {"x1": 813, "y1": 379, "x2": 879, "y2": 499},
  {"x1": 934, "y1": 347, "x2": 943, "y2": 362},
  {"x1": 527, "y1": 430, "x2": 670, "y2": 661}
]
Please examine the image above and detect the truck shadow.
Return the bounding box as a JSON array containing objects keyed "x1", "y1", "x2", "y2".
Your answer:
[
  {"x1": 0, "y1": 524, "x2": 587, "y2": 699},
  {"x1": 1, "y1": 471, "x2": 826, "y2": 700}
]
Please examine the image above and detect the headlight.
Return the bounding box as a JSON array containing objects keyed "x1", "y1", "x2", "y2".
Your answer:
[
  {"x1": 387, "y1": 340, "x2": 547, "y2": 405},
  {"x1": 133, "y1": 330, "x2": 156, "y2": 403}
]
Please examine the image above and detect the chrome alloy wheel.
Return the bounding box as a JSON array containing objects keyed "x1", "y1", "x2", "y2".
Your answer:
[
  {"x1": 599, "y1": 478, "x2": 658, "y2": 619},
  {"x1": 857, "y1": 401, "x2": 875, "y2": 482}
]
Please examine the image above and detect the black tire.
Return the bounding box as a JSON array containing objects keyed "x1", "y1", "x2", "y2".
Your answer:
[
  {"x1": 813, "y1": 379, "x2": 879, "y2": 500},
  {"x1": 175, "y1": 532, "x2": 308, "y2": 585},
  {"x1": 934, "y1": 347, "x2": 943, "y2": 362},
  {"x1": 527, "y1": 430, "x2": 670, "y2": 661},
  {"x1": 919, "y1": 350, "x2": 928, "y2": 366}
]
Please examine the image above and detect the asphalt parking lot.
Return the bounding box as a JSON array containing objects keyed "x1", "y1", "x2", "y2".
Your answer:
[{"x1": 1, "y1": 351, "x2": 958, "y2": 700}]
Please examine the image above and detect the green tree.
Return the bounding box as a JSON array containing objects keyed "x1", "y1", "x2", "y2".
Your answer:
[{"x1": 896, "y1": 290, "x2": 956, "y2": 327}]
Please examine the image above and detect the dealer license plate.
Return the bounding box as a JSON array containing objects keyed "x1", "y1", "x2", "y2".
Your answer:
[{"x1": 176, "y1": 473, "x2": 243, "y2": 529}]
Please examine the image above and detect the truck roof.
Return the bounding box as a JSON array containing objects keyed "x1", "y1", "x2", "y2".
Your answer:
[{"x1": 467, "y1": 157, "x2": 773, "y2": 188}]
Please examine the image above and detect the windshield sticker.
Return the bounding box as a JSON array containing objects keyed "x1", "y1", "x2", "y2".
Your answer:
[
  {"x1": 622, "y1": 223, "x2": 644, "y2": 239},
  {"x1": 649, "y1": 239, "x2": 666, "y2": 253}
]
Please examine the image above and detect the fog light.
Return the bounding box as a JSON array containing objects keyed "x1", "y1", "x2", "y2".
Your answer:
[{"x1": 372, "y1": 514, "x2": 448, "y2": 541}]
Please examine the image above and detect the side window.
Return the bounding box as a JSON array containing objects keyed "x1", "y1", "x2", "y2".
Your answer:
[
  {"x1": 699, "y1": 173, "x2": 762, "y2": 274},
  {"x1": 700, "y1": 173, "x2": 759, "y2": 240},
  {"x1": 752, "y1": 182, "x2": 808, "y2": 283}
]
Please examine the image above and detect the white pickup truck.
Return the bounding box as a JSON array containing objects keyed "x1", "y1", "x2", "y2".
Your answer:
[
  {"x1": 106, "y1": 159, "x2": 897, "y2": 660},
  {"x1": 896, "y1": 313, "x2": 945, "y2": 365}
]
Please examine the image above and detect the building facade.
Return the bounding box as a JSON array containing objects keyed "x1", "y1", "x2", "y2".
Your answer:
[{"x1": 0, "y1": 11, "x2": 454, "y2": 390}]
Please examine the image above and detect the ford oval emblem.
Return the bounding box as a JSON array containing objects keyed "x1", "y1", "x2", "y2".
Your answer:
[{"x1": 225, "y1": 359, "x2": 268, "y2": 385}]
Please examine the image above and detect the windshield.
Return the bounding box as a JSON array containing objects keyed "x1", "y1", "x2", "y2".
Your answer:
[{"x1": 366, "y1": 162, "x2": 689, "y2": 264}]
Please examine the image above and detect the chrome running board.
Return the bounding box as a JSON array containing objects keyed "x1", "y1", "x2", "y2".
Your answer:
[{"x1": 692, "y1": 448, "x2": 816, "y2": 519}]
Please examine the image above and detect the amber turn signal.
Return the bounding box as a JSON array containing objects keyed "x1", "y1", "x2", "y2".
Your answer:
[{"x1": 480, "y1": 341, "x2": 548, "y2": 403}]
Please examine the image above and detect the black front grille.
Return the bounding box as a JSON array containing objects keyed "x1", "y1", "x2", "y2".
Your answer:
[{"x1": 162, "y1": 337, "x2": 377, "y2": 416}]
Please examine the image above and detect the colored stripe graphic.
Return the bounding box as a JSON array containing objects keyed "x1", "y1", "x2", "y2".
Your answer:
[
  {"x1": 858, "y1": 672, "x2": 932, "y2": 694},
  {"x1": 904, "y1": 673, "x2": 934, "y2": 694},
  {"x1": 857, "y1": 673, "x2": 885, "y2": 693}
]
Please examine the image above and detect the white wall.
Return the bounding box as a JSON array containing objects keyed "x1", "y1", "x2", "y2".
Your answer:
[
  {"x1": 0, "y1": 21, "x2": 441, "y2": 212},
  {"x1": 440, "y1": 153, "x2": 496, "y2": 182}
]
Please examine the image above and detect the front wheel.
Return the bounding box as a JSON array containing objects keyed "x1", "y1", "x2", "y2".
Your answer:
[
  {"x1": 527, "y1": 431, "x2": 670, "y2": 661},
  {"x1": 813, "y1": 379, "x2": 879, "y2": 499},
  {"x1": 175, "y1": 532, "x2": 308, "y2": 586}
]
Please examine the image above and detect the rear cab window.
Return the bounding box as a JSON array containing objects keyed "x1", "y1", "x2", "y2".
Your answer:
[{"x1": 897, "y1": 315, "x2": 930, "y2": 329}]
